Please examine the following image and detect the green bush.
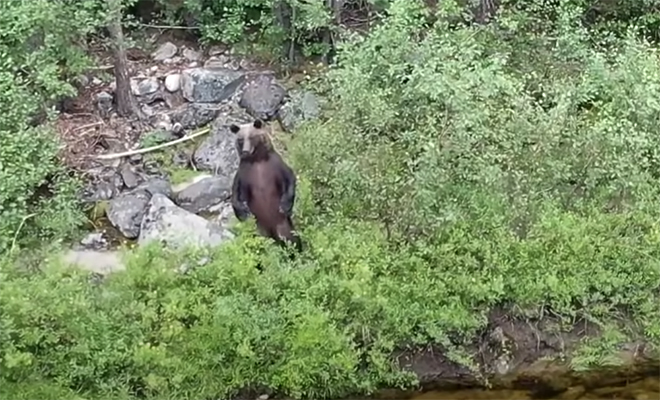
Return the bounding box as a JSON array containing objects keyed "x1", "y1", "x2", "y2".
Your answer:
[
  {"x1": 0, "y1": 0, "x2": 103, "y2": 252},
  {"x1": 289, "y1": 0, "x2": 660, "y2": 340},
  {"x1": 2, "y1": 0, "x2": 660, "y2": 399}
]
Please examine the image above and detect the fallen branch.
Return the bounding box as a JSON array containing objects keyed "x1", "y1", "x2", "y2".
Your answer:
[{"x1": 93, "y1": 127, "x2": 211, "y2": 160}]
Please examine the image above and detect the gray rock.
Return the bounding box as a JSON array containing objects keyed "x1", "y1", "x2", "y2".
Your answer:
[
  {"x1": 96, "y1": 91, "x2": 113, "y2": 117},
  {"x1": 170, "y1": 103, "x2": 221, "y2": 130},
  {"x1": 152, "y1": 42, "x2": 178, "y2": 61},
  {"x1": 81, "y1": 167, "x2": 124, "y2": 202},
  {"x1": 151, "y1": 113, "x2": 173, "y2": 132},
  {"x1": 133, "y1": 77, "x2": 160, "y2": 96},
  {"x1": 79, "y1": 232, "x2": 108, "y2": 250},
  {"x1": 119, "y1": 166, "x2": 139, "y2": 189},
  {"x1": 175, "y1": 176, "x2": 232, "y2": 214},
  {"x1": 136, "y1": 177, "x2": 173, "y2": 199},
  {"x1": 139, "y1": 194, "x2": 233, "y2": 249},
  {"x1": 204, "y1": 55, "x2": 230, "y2": 69},
  {"x1": 208, "y1": 46, "x2": 226, "y2": 56},
  {"x1": 211, "y1": 201, "x2": 235, "y2": 226},
  {"x1": 165, "y1": 74, "x2": 181, "y2": 92},
  {"x1": 180, "y1": 68, "x2": 244, "y2": 103},
  {"x1": 182, "y1": 47, "x2": 202, "y2": 61},
  {"x1": 238, "y1": 73, "x2": 287, "y2": 121},
  {"x1": 278, "y1": 90, "x2": 321, "y2": 132},
  {"x1": 63, "y1": 249, "x2": 125, "y2": 274},
  {"x1": 106, "y1": 191, "x2": 151, "y2": 239},
  {"x1": 192, "y1": 109, "x2": 252, "y2": 174}
]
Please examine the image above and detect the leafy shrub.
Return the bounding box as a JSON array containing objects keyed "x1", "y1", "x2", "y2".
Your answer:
[
  {"x1": 0, "y1": 0, "x2": 102, "y2": 252},
  {"x1": 2, "y1": 0, "x2": 660, "y2": 399},
  {"x1": 289, "y1": 0, "x2": 660, "y2": 336}
]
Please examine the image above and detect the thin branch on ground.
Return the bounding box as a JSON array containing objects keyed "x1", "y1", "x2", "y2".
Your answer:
[
  {"x1": 93, "y1": 127, "x2": 211, "y2": 160},
  {"x1": 138, "y1": 23, "x2": 201, "y2": 30}
]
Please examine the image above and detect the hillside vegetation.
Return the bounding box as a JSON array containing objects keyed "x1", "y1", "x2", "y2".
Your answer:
[{"x1": 1, "y1": 0, "x2": 660, "y2": 399}]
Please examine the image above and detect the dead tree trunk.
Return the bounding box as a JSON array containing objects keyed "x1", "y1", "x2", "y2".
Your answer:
[{"x1": 106, "y1": 0, "x2": 143, "y2": 119}]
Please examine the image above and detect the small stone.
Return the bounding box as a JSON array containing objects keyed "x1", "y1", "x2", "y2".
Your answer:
[
  {"x1": 108, "y1": 80, "x2": 117, "y2": 92},
  {"x1": 95, "y1": 91, "x2": 113, "y2": 117},
  {"x1": 183, "y1": 47, "x2": 202, "y2": 61},
  {"x1": 91, "y1": 77, "x2": 103, "y2": 86},
  {"x1": 80, "y1": 232, "x2": 107, "y2": 249},
  {"x1": 135, "y1": 77, "x2": 160, "y2": 96},
  {"x1": 204, "y1": 56, "x2": 229, "y2": 69},
  {"x1": 120, "y1": 166, "x2": 139, "y2": 189},
  {"x1": 208, "y1": 45, "x2": 225, "y2": 56},
  {"x1": 129, "y1": 154, "x2": 143, "y2": 164},
  {"x1": 171, "y1": 122, "x2": 184, "y2": 136},
  {"x1": 164, "y1": 74, "x2": 181, "y2": 92},
  {"x1": 164, "y1": 56, "x2": 182, "y2": 65},
  {"x1": 150, "y1": 65, "x2": 159, "y2": 73},
  {"x1": 76, "y1": 75, "x2": 90, "y2": 87},
  {"x1": 153, "y1": 113, "x2": 173, "y2": 132},
  {"x1": 152, "y1": 42, "x2": 178, "y2": 61},
  {"x1": 257, "y1": 395, "x2": 269, "y2": 400}
]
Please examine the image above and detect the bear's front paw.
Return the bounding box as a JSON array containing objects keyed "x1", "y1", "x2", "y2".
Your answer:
[
  {"x1": 233, "y1": 203, "x2": 251, "y2": 221},
  {"x1": 279, "y1": 200, "x2": 293, "y2": 216}
]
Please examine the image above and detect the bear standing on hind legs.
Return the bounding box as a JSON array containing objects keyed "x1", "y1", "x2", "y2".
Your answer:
[{"x1": 229, "y1": 118, "x2": 303, "y2": 253}]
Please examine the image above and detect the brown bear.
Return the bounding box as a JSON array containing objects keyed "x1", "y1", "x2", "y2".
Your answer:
[{"x1": 229, "y1": 118, "x2": 303, "y2": 253}]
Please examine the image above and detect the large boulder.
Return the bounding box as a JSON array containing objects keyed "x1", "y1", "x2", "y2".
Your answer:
[
  {"x1": 180, "y1": 67, "x2": 244, "y2": 103},
  {"x1": 175, "y1": 175, "x2": 233, "y2": 214},
  {"x1": 238, "y1": 73, "x2": 287, "y2": 121},
  {"x1": 139, "y1": 194, "x2": 233, "y2": 249},
  {"x1": 106, "y1": 191, "x2": 151, "y2": 239},
  {"x1": 192, "y1": 106, "x2": 253, "y2": 175},
  {"x1": 105, "y1": 178, "x2": 173, "y2": 239}
]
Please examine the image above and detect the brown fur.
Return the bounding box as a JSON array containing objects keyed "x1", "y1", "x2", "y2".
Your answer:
[{"x1": 230, "y1": 119, "x2": 302, "y2": 253}]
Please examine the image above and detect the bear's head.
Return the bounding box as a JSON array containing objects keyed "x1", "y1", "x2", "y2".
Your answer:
[{"x1": 230, "y1": 119, "x2": 273, "y2": 160}]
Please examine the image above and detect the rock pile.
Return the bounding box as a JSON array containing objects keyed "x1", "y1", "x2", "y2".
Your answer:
[{"x1": 76, "y1": 41, "x2": 320, "y2": 252}]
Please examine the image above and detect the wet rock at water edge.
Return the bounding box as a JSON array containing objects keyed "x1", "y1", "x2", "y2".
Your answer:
[
  {"x1": 139, "y1": 193, "x2": 234, "y2": 249},
  {"x1": 106, "y1": 191, "x2": 151, "y2": 239},
  {"x1": 175, "y1": 175, "x2": 233, "y2": 214},
  {"x1": 180, "y1": 67, "x2": 244, "y2": 103},
  {"x1": 152, "y1": 42, "x2": 178, "y2": 61},
  {"x1": 192, "y1": 109, "x2": 253, "y2": 174},
  {"x1": 278, "y1": 90, "x2": 321, "y2": 132},
  {"x1": 238, "y1": 73, "x2": 287, "y2": 121}
]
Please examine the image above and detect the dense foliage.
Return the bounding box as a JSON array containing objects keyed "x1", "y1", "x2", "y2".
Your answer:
[
  {"x1": 2, "y1": 0, "x2": 660, "y2": 399},
  {"x1": 0, "y1": 0, "x2": 101, "y2": 252}
]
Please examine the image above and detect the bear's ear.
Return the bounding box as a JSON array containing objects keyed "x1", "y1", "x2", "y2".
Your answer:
[
  {"x1": 253, "y1": 119, "x2": 264, "y2": 129},
  {"x1": 229, "y1": 124, "x2": 240, "y2": 134}
]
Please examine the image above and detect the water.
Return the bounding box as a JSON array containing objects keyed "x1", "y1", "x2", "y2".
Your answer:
[{"x1": 402, "y1": 376, "x2": 659, "y2": 400}]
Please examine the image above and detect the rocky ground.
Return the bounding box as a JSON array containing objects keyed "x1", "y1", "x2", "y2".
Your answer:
[{"x1": 59, "y1": 38, "x2": 322, "y2": 273}]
